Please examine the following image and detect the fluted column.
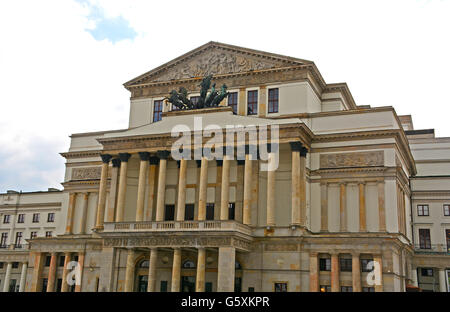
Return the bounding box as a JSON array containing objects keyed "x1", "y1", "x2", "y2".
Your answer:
[
  {"x1": 75, "y1": 252, "x2": 85, "y2": 292},
  {"x1": 340, "y1": 183, "x2": 347, "y2": 232},
  {"x1": 79, "y1": 193, "x2": 89, "y2": 234},
  {"x1": 155, "y1": 151, "x2": 170, "y2": 221},
  {"x1": 46, "y1": 252, "x2": 58, "y2": 292},
  {"x1": 196, "y1": 248, "x2": 206, "y2": 292},
  {"x1": 147, "y1": 248, "x2": 158, "y2": 292},
  {"x1": 266, "y1": 146, "x2": 276, "y2": 227},
  {"x1": 290, "y1": 142, "x2": 301, "y2": 226},
  {"x1": 243, "y1": 147, "x2": 253, "y2": 225},
  {"x1": 65, "y1": 193, "x2": 77, "y2": 234},
  {"x1": 146, "y1": 157, "x2": 159, "y2": 221},
  {"x1": 309, "y1": 252, "x2": 319, "y2": 292},
  {"x1": 61, "y1": 252, "x2": 71, "y2": 292},
  {"x1": 220, "y1": 153, "x2": 231, "y2": 221},
  {"x1": 197, "y1": 155, "x2": 208, "y2": 221},
  {"x1": 352, "y1": 253, "x2": 361, "y2": 292},
  {"x1": 359, "y1": 182, "x2": 367, "y2": 232},
  {"x1": 124, "y1": 249, "x2": 135, "y2": 292},
  {"x1": 116, "y1": 153, "x2": 131, "y2": 222},
  {"x1": 331, "y1": 253, "x2": 340, "y2": 292},
  {"x1": 18, "y1": 262, "x2": 28, "y2": 292},
  {"x1": 30, "y1": 252, "x2": 44, "y2": 292},
  {"x1": 378, "y1": 181, "x2": 386, "y2": 231},
  {"x1": 95, "y1": 154, "x2": 112, "y2": 229},
  {"x1": 320, "y1": 183, "x2": 328, "y2": 231},
  {"x1": 176, "y1": 158, "x2": 188, "y2": 221},
  {"x1": 2, "y1": 262, "x2": 12, "y2": 292},
  {"x1": 136, "y1": 152, "x2": 150, "y2": 222},
  {"x1": 171, "y1": 248, "x2": 181, "y2": 292},
  {"x1": 106, "y1": 158, "x2": 121, "y2": 222},
  {"x1": 300, "y1": 147, "x2": 307, "y2": 226}
]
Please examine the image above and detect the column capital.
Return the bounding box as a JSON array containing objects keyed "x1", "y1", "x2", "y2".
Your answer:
[
  {"x1": 119, "y1": 153, "x2": 131, "y2": 162},
  {"x1": 157, "y1": 150, "x2": 170, "y2": 160},
  {"x1": 300, "y1": 147, "x2": 308, "y2": 157},
  {"x1": 100, "y1": 154, "x2": 112, "y2": 163},
  {"x1": 289, "y1": 141, "x2": 303, "y2": 151},
  {"x1": 138, "y1": 152, "x2": 150, "y2": 161},
  {"x1": 112, "y1": 158, "x2": 121, "y2": 168},
  {"x1": 149, "y1": 156, "x2": 159, "y2": 165}
]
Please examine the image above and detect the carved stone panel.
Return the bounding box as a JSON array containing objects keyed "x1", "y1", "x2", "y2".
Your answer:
[
  {"x1": 320, "y1": 151, "x2": 384, "y2": 169},
  {"x1": 71, "y1": 167, "x2": 102, "y2": 180}
]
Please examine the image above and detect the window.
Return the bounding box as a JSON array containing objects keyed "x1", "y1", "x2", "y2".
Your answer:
[
  {"x1": 417, "y1": 205, "x2": 429, "y2": 216},
  {"x1": 30, "y1": 232, "x2": 37, "y2": 239},
  {"x1": 341, "y1": 286, "x2": 353, "y2": 292},
  {"x1": 228, "y1": 92, "x2": 238, "y2": 114},
  {"x1": 184, "y1": 204, "x2": 194, "y2": 221},
  {"x1": 45, "y1": 256, "x2": 51, "y2": 267},
  {"x1": 56, "y1": 279, "x2": 62, "y2": 292},
  {"x1": 3, "y1": 215, "x2": 10, "y2": 224},
  {"x1": 0, "y1": 262, "x2": 3, "y2": 268},
  {"x1": 361, "y1": 259, "x2": 374, "y2": 272},
  {"x1": 446, "y1": 229, "x2": 450, "y2": 252},
  {"x1": 59, "y1": 256, "x2": 65, "y2": 267},
  {"x1": 160, "y1": 281, "x2": 168, "y2": 292},
  {"x1": 9, "y1": 279, "x2": 17, "y2": 292},
  {"x1": 47, "y1": 213, "x2": 55, "y2": 223},
  {"x1": 421, "y1": 268, "x2": 433, "y2": 277},
  {"x1": 419, "y1": 229, "x2": 431, "y2": 249},
  {"x1": 14, "y1": 232, "x2": 22, "y2": 248},
  {"x1": 362, "y1": 287, "x2": 375, "y2": 292},
  {"x1": 41, "y1": 278, "x2": 48, "y2": 292},
  {"x1": 12, "y1": 262, "x2": 19, "y2": 269},
  {"x1": 340, "y1": 258, "x2": 352, "y2": 272},
  {"x1": 274, "y1": 283, "x2": 287, "y2": 292},
  {"x1": 17, "y1": 214, "x2": 25, "y2": 223},
  {"x1": 182, "y1": 260, "x2": 195, "y2": 268},
  {"x1": 153, "y1": 100, "x2": 163, "y2": 122},
  {"x1": 268, "y1": 88, "x2": 279, "y2": 113},
  {"x1": 319, "y1": 258, "x2": 331, "y2": 271},
  {"x1": 247, "y1": 90, "x2": 258, "y2": 115},
  {"x1": 206, "y1": 282, "x2": 213, "y2": 292},
  {"x1": 248, "y1": 287, "x2": 255, "y2": 292},
  {"x1": 32, "y1": 213, "x2": 40, "y2": 223},
  {"x1": 139, "y1": 260, "x2": 149, "y2": 268},
  {"x1": 0, "y1": 233, "x2": 8, "y2": 248},
  {"x1": 228, "y1": 203, "x2": 235, "y2": 220},
  {"x1": 164, "y1": 205, "x2": 175, "y2": 221},
  {"x1": 206, "y1": 203, "x2": 215, "y2": 220},
  {"x1": 444, "y1": 204, "x2": 450, "y2": 216},
  {"x1": 45, "y1": 231, "x2": 53, "y2": 238},
  {"x1": 320, "y1": 285, "x2": 331, "y2": 292}
]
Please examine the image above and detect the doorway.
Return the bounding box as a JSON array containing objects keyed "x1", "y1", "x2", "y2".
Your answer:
[{"x1": 181, "y1": 276, "x2": 195, "y2": 292}]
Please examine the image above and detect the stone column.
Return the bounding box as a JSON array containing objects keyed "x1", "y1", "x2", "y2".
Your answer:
[
  {"x1": 46, "y1": 252, "x2": 58, "y2": 292},
  {"x1": 146, "y1": 157, "x2": 159, "y2": 221},
  {"x1": 197, "y1": 155, "x2": 208, "y2": 221},
  {"x1": 359, "y1": 182, "x2": 367, "y2": 232},
  {"x1": 176, "y1": 158, "x2": 188, "y2": 221},
  {"x1": 124, "y1": 249, "x2": 136, "y2": 292},
  {"x1": 331, "y1": 253, "x2": 340, "y2": 292},
  {"x1": 95, "y1": 154, "x2": 112, "y2": 229},
  {"x1": 106, "y1": 158, "x2": 121, "y2": 222},
  {"x1": 2, "y1": 262, "x2": 12, "y2": 292},
  {"x1": 377, "y1": 181, "x2": 386, "y2": 231},
  {"x1": 309, "y1": 252, "x2": 319, "y2": 292},
  {"x1": 116, "y1": 153, "x2": 131, "y2": 222},
  {"x1": 171, "y1": 248, "x2": 181, "y2": 292},
  {"x1": 18, "y1": 262, "x2": 28, "y2": 292},
  {"x1": 411, "y1": 267, "x2": 418, "y2": 287},
  {"x1": 147, "y1": 248, "x2": 158, "y2": 292},
  {"x1": 65, "y1": 192, "x2": 77, "y2": 234},
  {"x1": 217, "y1": 247, "x2": 235, "y2": 292},
  {"x1": 30, "y1": 252, "x2": 44, "y2": 292},
  {"x1": 258, "y1": 85, "x2": 267, "y2": 117},
  {"x1": 243, "y1": 149, "x2": 253, "y2": 225},
  {"x1": 266, "y1": 147, "x2": 276, "y2": 227},
  {"x1": 196, "y1": 248, "x2": 206, "y2": 292},
  {"x1": 99, "y1": 247, "x2": 116, "y2": 292},
  {"x1": 352, "y1": 253, "x2": 361, "y2": 292},
  {"x1": 136, "y1": 152, "x2": 150, "y2": 222},
  {"x1": 75, "y1": 252, "x2": 85, "y2": 292},
  {"x1": 439, "y1": 268, "x2": 448, "y2": 292},
  {"x1": 300, "y1": 147, "x2": 308, "y2": 226},
  {"x1": 320, "y1": 183, "x2": 328, "y2": 231},
  {"x1": 155, "y1": 151, "x2": 170, "y2": 221},
  {"x1": 79, "y1": 193, "x2": 89, "y2": 234},
  {"x1": 220, "y1": 154, "x2": 231, "y2": 221},
  {"x1": 61, "y1": 252, "x2": 71, "y2": 292},
  {"x1": 373, "y1": 255, "x2": 383, "y2": 292},
  {"x1": 340, "y1": 183, "x2": 347, "y2": 232},
  {"x1": 238, "y1": 87, "x2": 246, "y2": 116},
  {"x1": 290, "y1": 142, "x2": 301, "y2": 226}
]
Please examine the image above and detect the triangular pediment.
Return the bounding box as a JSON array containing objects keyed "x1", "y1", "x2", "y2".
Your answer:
[{"x1": 124, "y1": 42, "x2": 311, "y2": 87}]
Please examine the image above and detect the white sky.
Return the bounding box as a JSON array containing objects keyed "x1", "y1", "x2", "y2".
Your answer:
[{"x1": 0, "y1": 0, "x2": 449, "y2": 192}]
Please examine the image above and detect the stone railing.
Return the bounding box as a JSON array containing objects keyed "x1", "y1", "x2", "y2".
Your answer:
[{"x1": 103, "y1": 220, "x2": 252, "y2": 236}]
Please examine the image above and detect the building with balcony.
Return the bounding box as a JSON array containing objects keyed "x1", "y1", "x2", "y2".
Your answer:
[{"x1": 0, "y1": 42, "x2": 449, "y2": 292}]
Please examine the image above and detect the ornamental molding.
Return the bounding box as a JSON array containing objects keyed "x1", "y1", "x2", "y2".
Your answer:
[
  {"x1": 71, "y1": 167, "x2": 102, "y2": 180},
  {"x1": 60, "y1": 151, "x2": 101, "y2": 159},
  {"x1": 320, "y1": 151, "x2": 384, "y2": 169}
]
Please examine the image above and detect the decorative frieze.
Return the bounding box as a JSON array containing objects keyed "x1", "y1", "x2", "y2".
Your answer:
[
  {"x1": 264, "y1": 244, "x2": 298, "y2": 252},
  {"x1": 71, "y1": 167, "x2": 102, "y2": 180},
  {"x1": 320, "y1": 151, "x2": 384, "y2": 169}
]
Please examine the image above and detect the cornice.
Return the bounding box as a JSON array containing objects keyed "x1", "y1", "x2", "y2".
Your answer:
[{"x1": 60, "y1": 150, "x2": 101, "y2": 159}]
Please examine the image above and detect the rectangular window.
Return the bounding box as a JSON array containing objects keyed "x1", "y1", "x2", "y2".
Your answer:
[
  {"x1": 361, "y1": 259, "x2": 374, "y2": 272},
  {"x1": 341, "y1": 286, "x2": 353, "y2": 292},
  {"x1": 41, "y1": 278, "x2": 48, "y2": 292},
  {"x1": 0, "y1": 262, "x2": 3, "y2": 268},
  {"x1": 3, "y1": 215, "x2": 10, "y2": 224},
  {"x1": 32, "y1": 213, "x2": 40, "y2": 223},
  {"x1": 12, "y1": 262, "x2": 19, "y2": 269},
  {"x1": 164, "y1": 205, "x2": 175, "y2": 221},
  {"x1": 320, "y1": 285, "x2": 331, "y2": 292},
  {"x1": 59, "y1": 256, "x2": 65, "y2": 267},
  {"x1": 274, "y1": 283, "x2": 287, "y2": 292},
  {"x1": 45, "y1": 231, "x2": 52, "y2": 238},
  {"x1": 153, "y1": 100, "x2": 163, "y2": 122},
  {"x1": 248, "y1": 287, "x2": 255, "y2": 292},
  {"x1": 17, "y1": 214, "x2": 25, "y2": 223},
  {"x1": 228, "y1": 203, "x2": 235, "y2": 220},
  {"x1": 206, "y1": 203, "x2": 215, "y2": 220},
  {"x1": 247, "y1": 90, "x2": 258, "y2": 115},
  {"x1": 444, "y1": 204, "x2": 450, "y2": 216},
  {"x1": 14, "y1": 232, "x2": 22, "y2": 248},
  {"x1": 340, "y1": 258, "x2": 352, "y2": 272},
  {"x1": 0, "y1": 233, "x2": 8, "y2": 248},
  {"x1": 184, "y1": 204, "x2": 194, "y2": 221},
  {"x1": 160, "y1": 281, "x2": 168, "y2": 292},
  {"x1": 417, "y1": 204, "x2": 429, "y2": 216},
  {"x1": 319, "y1": 258, "x2": 331, "y2": 271},
  {"x1": 205, "y1": 282, "x2": 213, "y2": 292},
  {"x1": 47, "y1": 213, "x2": 55, "y2": 223},
  {"x1": 227, "y1": 92, "x2": 238, "y2": 114},
  {"x1": 30, "y1": 231, "x2": 37, "y2": 239},
  {"x1": 419, "y1": 229, "x2": 431, "y2": 249},
  {"x1": 56, "y1": 279, "x2": 62, "y2": 292},
  {"x1": 362, "y1": 287, "x2": 375, "y2": 292},
  {"x1": 45, "y1": 256, "x2": 51, "y2": 267},
  {"x1": 268, "y1": 88, "x2": 279, "y2": 113},
  {"x1": 9, "y1": 279, "x2": 17, "y2": 292},
  {"x1": 421, "y1": 268, "x2": 433, "y2": 277},
  {"x1": 446, "y1": 229, "x2": 450, "y2": 252}
]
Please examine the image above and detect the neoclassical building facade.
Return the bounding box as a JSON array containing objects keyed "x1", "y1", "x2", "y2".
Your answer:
[{"x1": 0, "y1": 42, "x2": 449, "y2": 292}]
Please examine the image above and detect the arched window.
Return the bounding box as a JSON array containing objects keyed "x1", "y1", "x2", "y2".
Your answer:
[
  {"x1": 235, "y1": 261, "x2": 242, "y2": 270},
  {"x1": 182, "y1": 260, "x2": 195, "y2": 268},
  {"x1": 139, "y1": 260, "x2": 149, "y2": 268}
]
